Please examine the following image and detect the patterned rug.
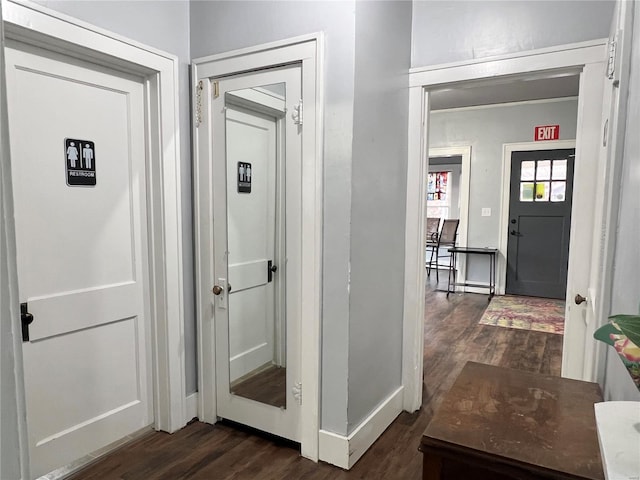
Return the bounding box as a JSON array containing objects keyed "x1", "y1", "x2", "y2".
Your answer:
[{"x1": 479, "y1": 295, "x2": 565, "y2": 334}]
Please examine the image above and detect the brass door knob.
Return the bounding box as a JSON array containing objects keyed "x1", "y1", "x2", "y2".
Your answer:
[
  {"x1": 212, "y1": 285, "x2": 223, "y2": 295},
  {"x1": 574, "y1": 293, "x2": 587, "y2": 305}
]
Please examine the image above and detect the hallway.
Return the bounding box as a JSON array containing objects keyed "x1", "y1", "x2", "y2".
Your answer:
[{"x1": 68, "y1": 282, "x2": 562, "y2": 479}]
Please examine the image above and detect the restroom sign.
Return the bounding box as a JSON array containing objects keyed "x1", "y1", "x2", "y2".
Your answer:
[
  {"x1": 237, "y1": 162, "x2": 252, "y2": 193},
  {"x1": 65, "y1": 138, "x2": 96, "y2": 186},
  {"x1": 534, "y1": 125, "x2": 560, "y2": 141}
]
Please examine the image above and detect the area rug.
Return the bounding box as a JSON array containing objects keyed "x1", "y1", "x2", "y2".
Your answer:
[{"x1": 479, "y1": 295, "x2": 565, "y2": 334}]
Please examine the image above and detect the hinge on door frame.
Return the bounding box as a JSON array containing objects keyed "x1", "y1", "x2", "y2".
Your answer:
[
  {"x1": 213, "y1": 80, "x2": 220, "y2": 99},
  {"x1": 195, "y1": 80, "x2": 203, "y2": 127},
  {"x1": 292, "y1": 99, "x2": 303, "y2": 126},
  {"x1": 607, "y1": 35, "x2": 617, "y2": 80},
  {"x1": 292, "y1": 382, "x2": 302, "y2": 405}
]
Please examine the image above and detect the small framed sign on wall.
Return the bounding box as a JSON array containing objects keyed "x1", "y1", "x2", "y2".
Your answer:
[
  {"x1": 237, "y1": 162, "x2": 252, "y2": 193},
  {"x1": 65, "y1": 138, "x2": 96, "y2": 186}
]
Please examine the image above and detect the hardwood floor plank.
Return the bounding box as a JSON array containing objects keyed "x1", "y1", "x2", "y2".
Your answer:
[{"x1": 68, "y1": 277, "x2": 563, "y2": 479}]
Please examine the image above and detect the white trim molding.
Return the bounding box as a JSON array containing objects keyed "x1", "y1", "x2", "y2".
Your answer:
[
  {"x1": 192, "y1": 33, "x2": 323, "y2": 461},
  {"x1": 3, "y1": 0, "x2": 186, "y2": 443},
  {"x1": 404, "y1": 39, "x2": 609, "y2": 411},
  {"x1": 319, "y1": 386, "x2": 404, "y2": 470}
]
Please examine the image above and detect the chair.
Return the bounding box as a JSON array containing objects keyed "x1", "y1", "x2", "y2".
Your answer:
[
  {"x1": 425, "y1": 217, "x2": 441, "y2": 277},
  {"x1": 426, "y1": 219, "x2": 459, "y2": 282}
]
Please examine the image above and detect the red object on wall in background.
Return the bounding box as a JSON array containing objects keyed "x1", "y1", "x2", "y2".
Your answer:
[{"x1": 535, "y1": 125, "x2": 560, "y2": 141}]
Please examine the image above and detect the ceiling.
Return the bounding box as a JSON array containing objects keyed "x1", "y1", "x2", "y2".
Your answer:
[{"x1": 430, "y1": 75, "x2": 580, "y2": 111}]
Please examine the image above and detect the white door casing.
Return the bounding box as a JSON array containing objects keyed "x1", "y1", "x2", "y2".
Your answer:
[
  {"x1": 2, "y1": 0, "x2": 185, "y2": 475},
  {"x1": 212, "y1": 66, "x2": 301, "y2": 441},
  {"x1": 5, "y1": 40, "x2": 152, "y2": 478},
  {"x1": 404, "y1": 39, "x2": 612, "y2": 411},
  {"x1": 192, "y1": 34, "x2": 323, "y2": 460}
]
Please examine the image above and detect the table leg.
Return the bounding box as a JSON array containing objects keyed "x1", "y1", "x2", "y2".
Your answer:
[{"x1": 422, "y1": 453, "x2": 442, "y2": 480}]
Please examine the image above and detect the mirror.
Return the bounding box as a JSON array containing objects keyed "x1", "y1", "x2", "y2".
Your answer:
[{"x1": 224, "y1": 83, "x2": 287, "y2": 408}]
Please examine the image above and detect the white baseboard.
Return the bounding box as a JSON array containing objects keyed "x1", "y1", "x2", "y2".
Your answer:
[
  {"x1": 185, "y1": 392, "x2": 199, "y2": 424},
  {"x1": 318, "y1": 386, "x2": 404, "y2": 470},
  {"x1": 229, "y1": 342, "x2": 271, "y2": 382}
]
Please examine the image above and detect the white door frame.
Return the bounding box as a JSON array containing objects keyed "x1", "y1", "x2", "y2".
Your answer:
[
  {"x1": 2, "y1": 0, "x2": 186, "y2": 448},
  {"x1": 403, "y1": 39, "x2": 609, "y2": 412},
  {"x1": 192, "y1": 34, "x2": 324, "y2": 461},
  {"x1": 427, "y1": 146, "x2": 471, "y2": 287},
  {"x1": 498, "y1": 140, "x2": 577, "y2": 295}
]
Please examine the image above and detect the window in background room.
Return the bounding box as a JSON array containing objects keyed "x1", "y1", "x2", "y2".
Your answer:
[{"x1": 427, "y1": 171, "x2": 450, "y2": 218}]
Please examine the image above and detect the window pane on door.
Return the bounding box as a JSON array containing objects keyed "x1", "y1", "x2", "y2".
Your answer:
[
  {"x1": 521, "y1": 161, "x2": 535, "y2": 181},
  {"x1": 552, "y1": 159, "x2": 567, "y2": 180},
  {"x1": 520, "y1": 182, "x2": 534, "y2": 201},
  {"x1": 551, "y1": 181, "x2": 566, "y2": 202},
  {"x1": 535, "y1": 182, "x2": 550, "y2": 201},
  {"x1": 536, "y1": 160, "x2": 551, "y2": 180}
]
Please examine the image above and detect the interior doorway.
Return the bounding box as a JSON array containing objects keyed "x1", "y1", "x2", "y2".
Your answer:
[{"x1": 403, "y1": 39, "x2": 612, "y2": 411}]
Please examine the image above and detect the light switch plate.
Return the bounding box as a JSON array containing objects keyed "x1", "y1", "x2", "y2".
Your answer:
[{"x1": 481, "y1": 208, "x2": 491, "y2": 217}]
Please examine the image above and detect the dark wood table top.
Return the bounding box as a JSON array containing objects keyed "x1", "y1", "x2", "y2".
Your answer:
[
  {"x1": 448, "y1": 246, "x2": 498, "y2": 255},
  {"x1": 421, "y1": 362, "x2": 604, "y2": 479}
]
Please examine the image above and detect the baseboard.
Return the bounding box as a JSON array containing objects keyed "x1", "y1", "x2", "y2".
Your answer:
[
  {"x1": 185, "y1": 392, "x2": 199, "y2": 424},
  {"x1": 318, "y1": 386, "x2": 404, "y2": 470},
  {"x1": 229, "y1": 342, "x2": 271, "y2": 382}
]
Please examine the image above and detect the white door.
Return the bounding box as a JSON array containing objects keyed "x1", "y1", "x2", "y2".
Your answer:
[
  {"x1": 212, "y1": 66, "x2": 302, "y2": 441},
  {"x1": 5, "y1": 41, "x2": 152, "y2": 477},
  {"x1": 562, "y1": 1, "x2": 634, "y2": 381}
]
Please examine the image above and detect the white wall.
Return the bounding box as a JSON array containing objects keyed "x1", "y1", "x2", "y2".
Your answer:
[
  {"x1": 32, "y1": 0, "x2": 197, "y2": 394},
  {"x1": 347, "y1": 0, "x2": 412, "y2": 432},
  {"x1": 429, "y1": 99, "x2": 579, "y2": 282},
  {"x1": 604, "y1": 1, "x2": 640, "y2": 401},
  {"x1": 411, "y1": 0, "x2": 614, "y2": 68}
]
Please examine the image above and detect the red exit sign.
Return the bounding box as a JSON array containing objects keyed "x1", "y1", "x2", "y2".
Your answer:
[{"x1": 535, "y1": 125, "x2": 560, "y2": 141}]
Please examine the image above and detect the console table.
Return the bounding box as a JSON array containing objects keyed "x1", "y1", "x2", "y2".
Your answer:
[
  {"x1": 447, "y1": 247, "x2": 497, "y2": 301},
  {"x1": 420, "y1": 362, "x2": 604, "y2": 480}
]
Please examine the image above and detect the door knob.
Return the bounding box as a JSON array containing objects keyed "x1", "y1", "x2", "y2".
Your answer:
[
  {"x1": 574, "y1": 293, "x2": 587, "y2": 305},
  {"x1": 510, "y1": 230, "x2": 521, "y2": 236},
  {"x1": 212, "y1": 285, "x2": 223, "y2": 295}
]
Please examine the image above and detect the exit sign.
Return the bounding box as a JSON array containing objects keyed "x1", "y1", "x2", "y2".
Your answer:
[{"x1": 535, "y1": 125, "x2": 560, "y2": 141}]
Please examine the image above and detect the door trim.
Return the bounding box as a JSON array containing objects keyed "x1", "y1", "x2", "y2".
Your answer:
[
  {"x1": 428, "y1": 146, "x2": 471, "y2": 289},
  {"x1": 404, "y1": 39, "x2": 609, "y2": 412},
  {"x1": 192, "y1": 34, "x2": 323, "y2": 461},
  {"x1": 3, "y1": 0, "x2": 186, "y2": 447},
  {"x1": 499, "y1": 140, "x2": 576, "y2": 295}
]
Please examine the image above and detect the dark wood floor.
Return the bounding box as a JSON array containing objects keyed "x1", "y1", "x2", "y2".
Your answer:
[
  {"x1": 231, "y1": 364, "x2": 287, "y2": 408},
  {"x1": 69, "y1": 278, "x2": 562, "y2": 479}
]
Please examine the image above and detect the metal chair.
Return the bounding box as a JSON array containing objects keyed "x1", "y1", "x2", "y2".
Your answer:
[
  {"x1": 425, "y1": 217, "x2": 441, "y2": 277},
  {"x1": 426, "y1": 219, "x2": 459, "y2": 282}
]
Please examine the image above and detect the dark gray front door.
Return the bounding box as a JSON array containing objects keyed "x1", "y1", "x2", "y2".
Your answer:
[{"x1": 506, "y1": 149, "x2": 575, "y2": 299}]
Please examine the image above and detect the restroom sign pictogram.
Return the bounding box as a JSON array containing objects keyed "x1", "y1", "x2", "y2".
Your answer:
[
  {"x1": 65, "y1": 138, "x2": 96, "y2": 186},
  {"x1": 237, "y1": 162, "x2": 252, "y2": 193}
]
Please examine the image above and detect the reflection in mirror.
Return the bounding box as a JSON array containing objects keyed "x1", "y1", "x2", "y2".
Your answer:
[{"x1": 224, "y1": 83, "x2": 287, "y2": 409}]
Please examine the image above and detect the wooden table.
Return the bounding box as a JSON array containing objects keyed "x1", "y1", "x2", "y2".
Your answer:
[{"x1": 421, "y1": 362, "x2": 605, "y2": 480}]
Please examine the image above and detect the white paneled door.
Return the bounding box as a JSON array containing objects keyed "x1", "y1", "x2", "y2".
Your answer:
[{"x1": 5, "y1": 41, "x2": 152, "y2": 478}]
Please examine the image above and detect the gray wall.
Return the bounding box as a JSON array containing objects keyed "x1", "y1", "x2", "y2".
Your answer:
[
  {"x1": 190, "y1": 0, "x2": 357, "y2": 434},
  {"x1": 347, "y1": 0, "x2": 412, "y2": 433},
  {"x1": 411, "y1": 0, "x2": 614, "y2": 68},
  {"x1": 603, "y1": 1, "x2": 640, "y2": 401},
  {"x1": 429, "y1": 99, "x2": 579, "y2": 282},
  {"x1": 34, "y1": 0, "x2": 197, "y2": 394}
]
